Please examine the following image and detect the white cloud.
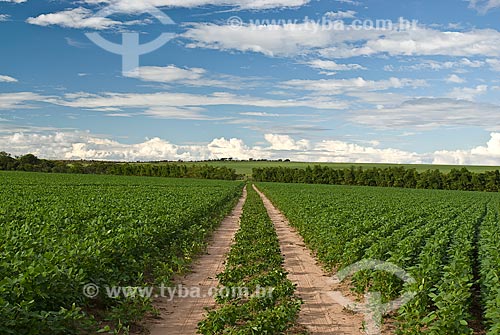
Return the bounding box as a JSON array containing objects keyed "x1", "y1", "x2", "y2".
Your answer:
[
  {"x1": 65, "y1": 37, "x2": 89, "y2": 48},
  {"x1": 486, "y1": 58, "x2": 500, "y2": 71},
  {"x1": 2, "y1": 132, "x2": 202, "y2": 161},
  {"x1": 27, "y1": 7, "x2": 121, "y2": 30},
  {"x1": 240, "y1": 112, "x2": 280, "y2": 117},
  {"x1": 446, "y1": 74, "x2": 466, "y2": 83},
  {"x1": 350, "y1": 97, "x2": 500, "y2": 131},
  {"x1": 335, "y1": 0, "x2": 361, "y2": 5},
  {"x1": 306, "y1": 59, "x2": 366, "y2": 72},
  {"x1": 433, "y1": 133, "x2": 500, "y2": 165},
  {"x1": 312, "y1": 140, "x2": 424, "y2": 163},
  {"x1": 142, "y1": 106, "x2": 221, "y2": 120},
  {"x1": 324, "y1": 10, "x2": 357, "y2": 19},
  {"x1": 0, "y1": 14, "x2": 10, "y2": 21},
  {"x1": 184, "y1": 23, "x2": 500, "y2": 59},
  {"x1": 447, "y1": 85, "x2": 488, "y2": 101},
  {"x1": 320, "y1": 28, "x2": 500, "y2": 58},
  {"x1": 0, "y1": 75, "x2": 17, "y2": 83},
  {"x1": 125, "y1": 65, "x2": 242, "y2": 89},
  {"x1": 359, "y1": 28, "x2": 500, "y2": 57},
  {"x1": 127, "y1": 66, "x2": 205, "y2": 82},
  {"x1": 83, "y1": 0, "x2": 309, "y2": 11},
  {"x1": 265, "y1": 134, "x2": 310, "y2": 150},
  {"x1": 0, "y1": 131, "x2": 258, "y2": 161},
  {"x1": 86, "y1": 107, "x2": 123, "y2": 112},
  {"x1": 183, "y1": 22, "x2": 336, "y2": 57},
  {"x1": 0, "y1": 89, "x2": 348, "y2": 115},
  {"x1": 50, "y1": 90, "x2": 349, "y2": 110},
  {"x1": 0, "y1": 92, "x2": 46, "y2": 109},
  {"x1": 208, "y1": 137, "x2": 265, "y2": 160},
  {"x1": 3, "y1": 131, "x2": 500, "y2": 165},
  {"x1": 345, "y1": 91, "x2": 409, "y2": 106},
  {"x1": 0, "y1": 0, "x2": 27, "y2": 3},
  {"x1": 385, "y1": 58, "x2": 484, "y2": 72},
  {"x1": 281, "y1": 77, "x2": 426, "y2": 95},
  {"x1": 459, "y1": 58, "x2": 485, "y2": 68},
  {"x1": 469, "y1": 0, "x2": 500, "y2": 13},
  {"x1": 25, "y1": 0, "x2": 310, "y2": 30}
]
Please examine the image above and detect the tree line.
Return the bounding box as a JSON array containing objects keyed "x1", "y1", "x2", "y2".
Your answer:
[
  {"x1": 0, "y1": 152, "x2": 240, "y2": 181},
  {"x1": 252, "y1": 165, "x2": 500, "y2": 192}
]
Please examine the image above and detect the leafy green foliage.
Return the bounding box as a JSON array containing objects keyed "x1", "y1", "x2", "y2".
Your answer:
[
  {"x1": 253, "y1": 166, "x2": 500, "y2": 192},
  {"x1": 0, "y1": 172, "x2": 243, "y2": 334},
  {"x1": 479, "y1": 202, "x2": 500, "y2": 335},
  {"x1": 0, "y1": 153, "x2": 240, "y2": 180},
  {"x1": 256, "y1": 182, "x2": 500, "y2": 333}
]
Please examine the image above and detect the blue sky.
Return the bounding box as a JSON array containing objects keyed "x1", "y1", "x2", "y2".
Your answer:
[{"x1": 1, "y1": 0, "x2": 500, "y2": 164}]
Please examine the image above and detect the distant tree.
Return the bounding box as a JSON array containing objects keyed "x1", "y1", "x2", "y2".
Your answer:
[
  {"x1": 403, "y1": 169, "x2": 418, "y2": 188},
  {"x1": 18, "y1": 154, "x2": 40, "y2": 166},
  {"x1": 485, "y1": 171, "x2": 500, "y2": 192},
  {"x1": 343, "y1": 167, "x2": 355, "y2": 185},
  {"x1": 0, "y1": 151, "x2": 16, "y2": 170},
  {"x1": 471, "y1": 173, "x2": 485, "y2": 191}
]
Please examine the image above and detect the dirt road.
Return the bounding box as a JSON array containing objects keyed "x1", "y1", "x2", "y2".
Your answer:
[{"x1": 253, "y1": 184, "x2": 364, "y2": 335}]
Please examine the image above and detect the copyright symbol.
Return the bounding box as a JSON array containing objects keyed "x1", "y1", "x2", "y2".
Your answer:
[
  {"x1": 83, "y1": 283, "x2": 99, "y2": 299},
  {"x1": 227, "y1": 16, "x2": 243, "y2": 30}
]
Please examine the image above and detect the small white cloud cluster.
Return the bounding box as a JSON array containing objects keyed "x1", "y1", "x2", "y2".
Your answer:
[
  {"x1": 434, "y1": 133, "x2": 500, "y2": 165},
  {"x1": 26, "y1": 7, "x2": 121, "y2": 30},
  {"x1": 125, "y1": 65, "x2": 243, "y2": 89},
  {"x1": 324, "y1": 10, "x2": 357, "y2": 19},
  {"x1": 306, "y1": 59, "x2": 366, "y2": 75},
  {"x1": 0, "y1": 75, "x2": 17, "y2": 83},
  {"x1": 469, "y1": 0, "x2": 500, "y2": 13}
]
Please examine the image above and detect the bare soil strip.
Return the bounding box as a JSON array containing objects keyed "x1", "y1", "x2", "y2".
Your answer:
[
  {"x1": 253, "y1": 184, "x2": 364, "y2": 335},
  {"x1": 146, "y1": 186, "x2": 247, "y2": 335}
]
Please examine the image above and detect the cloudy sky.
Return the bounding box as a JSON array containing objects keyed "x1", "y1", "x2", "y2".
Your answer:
[{"x1": 1, "y1": 0, "x2": 500, "y2": 164}]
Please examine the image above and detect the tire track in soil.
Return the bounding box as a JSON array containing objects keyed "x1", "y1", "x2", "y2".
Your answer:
[
  {"x1": 253, "y1": 184, "x2": 364, "y2": 335},
  {"x1": 144, "y1": 186, "x2": 247, "y2": 335}
]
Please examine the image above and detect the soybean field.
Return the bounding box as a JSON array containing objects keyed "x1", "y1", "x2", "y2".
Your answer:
[
  {"x1": 0, "y1": 172, "x2": 243, "y2": 334},
  {"x1": 2, "y1": 170, "x2": 500, "y2": 335}
]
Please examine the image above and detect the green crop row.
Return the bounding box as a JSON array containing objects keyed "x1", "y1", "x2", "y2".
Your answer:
[
  {"x1": 479, "y1": 201, "x2": 500, "y2": 334},
  {"x1": 198, "y1": 185, "x2": 302, "y2": 334},
  {"x1": 255, "y1": 182, "x2": 500, "y2": 334},
  {"x1": 0, "y1": 172, "x2": 244, "y2": 334}
]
